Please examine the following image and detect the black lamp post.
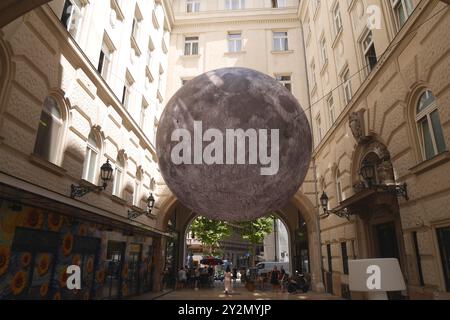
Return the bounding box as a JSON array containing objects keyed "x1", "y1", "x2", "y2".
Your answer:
[
  {"x1": 320, "y1": 191, "x2": 351, "y2": 220},
  {"x1": 359, "y1": 159, "x2": 409, "y2": 200},
  {"x1": 360, "y1": 159, "x2": 375, "y2": 187},
  {"x1": 320, "y1": 191, "x2": 329, "y2": 214},
  {"x1": 71, "y1": 160, "x2": 113, "y2": 198},
  {"x1": 128, "y1": 193, "x2": 156, "y2": 219}
]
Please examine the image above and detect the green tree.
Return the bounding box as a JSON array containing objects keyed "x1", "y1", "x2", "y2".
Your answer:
[
  {"x1": 239, "y1": 216, "x2": 274, "y2": 266},
  {"x1": 189, "y1": 216, "x2": 231, "y2": 256}
]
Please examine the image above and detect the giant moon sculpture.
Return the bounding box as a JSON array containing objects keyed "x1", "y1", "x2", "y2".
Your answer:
[{"x1": 156, "y1": 68, "x2": 312, "y2": 221}]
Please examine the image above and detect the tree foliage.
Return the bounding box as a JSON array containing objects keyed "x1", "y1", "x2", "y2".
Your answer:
[
  {"x1": 189, "y1": 216, "x2": 231, "y2": 255},
  {"x1": 239, "y1": 216, "x2": 274, "y2": 245}
]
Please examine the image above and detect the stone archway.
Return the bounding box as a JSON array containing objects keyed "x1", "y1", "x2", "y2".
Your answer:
[
  {"x1": 0, "y1": 0, "x2": 51, "y2": 28},
  {"x1": 155, "y1": 191, "x2": 324, "y2": 292}
]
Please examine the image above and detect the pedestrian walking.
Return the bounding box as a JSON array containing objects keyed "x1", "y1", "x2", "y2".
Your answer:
[
  {"x1": 270, "y1": 266, "x2": 280, "y2": 292},
  {"x1": 224, "y1": 266, "x2": 232, "y2": 295}
]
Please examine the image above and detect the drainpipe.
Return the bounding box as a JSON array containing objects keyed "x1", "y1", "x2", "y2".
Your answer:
[{"x1": 300, "y1": 21, "x2": 325, "y2": 293}]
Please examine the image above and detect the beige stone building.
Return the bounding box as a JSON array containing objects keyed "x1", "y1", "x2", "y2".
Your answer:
[
  {"x1": 0, "y1": 0, "x2": 173, "y2": 299},
  {"x1": 0, "y1": 0, "x2": 449, "y2": 300}
]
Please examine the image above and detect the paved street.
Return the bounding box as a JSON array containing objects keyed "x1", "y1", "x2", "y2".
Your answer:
[{"x1": 132, "y1": 282, "x2": 341, "y2": 300}]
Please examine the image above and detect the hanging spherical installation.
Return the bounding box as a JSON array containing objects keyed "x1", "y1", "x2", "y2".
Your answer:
[{"x1": 156, "y1": 67, "x2": 312, "y2": 221}]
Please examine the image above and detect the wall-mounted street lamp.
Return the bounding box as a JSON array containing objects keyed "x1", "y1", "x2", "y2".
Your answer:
[
  {"x1": 320, "y1": 191, "x2": 351, "y2": 220},
  {"x1": 359, "y1": 159, "x2": 409, "y2": 200},
  {"x1": 70, "y1": 160, "x2": 113, "y2": 198},
  {"x1": 128, "y1": 193, "x2": 156, "y2": 219}
]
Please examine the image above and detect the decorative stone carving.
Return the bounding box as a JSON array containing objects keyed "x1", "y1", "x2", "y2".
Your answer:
[{"x1": 348, "y1": 110, "x2": 368, "y2": 144}]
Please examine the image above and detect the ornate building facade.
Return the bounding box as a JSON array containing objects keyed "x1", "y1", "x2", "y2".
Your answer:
[{"x1": 0, "y1": 0, "x2": 449, "y2": 300}]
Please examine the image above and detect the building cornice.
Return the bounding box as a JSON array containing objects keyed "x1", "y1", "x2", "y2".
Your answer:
[{"x1": 173, "y1": 8, "x2": 300, "y2": 28}]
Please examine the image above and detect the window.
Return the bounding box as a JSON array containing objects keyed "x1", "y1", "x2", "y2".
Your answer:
[
  {"x1": 61, "y1": 0, "x2": 84, "y2": 39},
  {"x1": 341, "y1": 67, "x2": 352, "y2": 105},
  {"x1": 341, "y1": 242, "x2": 349, "y2": 275},
  {"x1": 391, "y1": 0, "x2": 414, "y2": 29},
  {"x1": 113, "y1": 155, "x2": 125, "y2": 198},
  {"x1": 133, "y1": 170, "x2": 142, "y2": 207},
  {"x1": 184, "y1": 36, "x2": 199, "y2": 56},
  {"x1": 131, "y1": 6, "x2": 143, "y2": 42},
  {"x1": 122, "y1": 72, "x2": 133, "y2": 109},
  {"x1": 98, "y1": 36, "x2": 114, "y2": 81},
  {"x1": 415, "y1": 90, "x2": 447, "y2": 160},
  {"x1": 34, "y1": 96, "x2": 63, "y2": 164},
  {"x1": 309, "y1": 60, "x2": 316, "y2": 91},
  {"x1": 140, "y1": 99, "x2": 148, "y2": 128},
  {"x1": 186, "y1": 0, "x2": 200, "y2": 12},
  {"x1": 327, "y1": 95, "x2": 336, "y2": 125},
  {"x1": 362, "y1": 31, "x2": 377, "y2": 74},
  {"x1": 332, "y1": 3, "x2": 343, "y2": 36},
  {"x1": 273, "y1": 31, "x2": 289, "y2": 51},
  {"x1": 336, "y1": 169, "x2": 343, "y2": 203},
  {"x1": 412, "y1": 232, "x2": 425, "y2": 287},
  {"x1": 228, "y1": 32, "x2": 242, "y2": 53},
  {"x1": 275, "y1": 75, "x2": 292, "y2": 92},
  {"x1": 82, "y1": 131, "x2": 100, "y2": 184},
  {"x1": 225, "y1": 0, "x2": 245, "y2": 10},
  {"x1": 272, "y1": 0, "x2": 286, "y2": 8},
  {"x1": 315, "y1": 114, "x2": 322, "y2": 144},
  {"x1": 437, "y1": 227, "x2": 450, "y2": 292},
  {"x1": 320, "y1": 36, "x2": 328, "y2": 66}
]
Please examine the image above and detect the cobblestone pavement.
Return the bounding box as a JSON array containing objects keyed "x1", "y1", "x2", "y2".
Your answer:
[{"x1": 132, "y1": 282, "x2": 341, "y2": 300}]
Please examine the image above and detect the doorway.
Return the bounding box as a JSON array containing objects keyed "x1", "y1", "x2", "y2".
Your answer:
[
  {"x1": 374, "y1": 222, "x2": 400, "y2": 259},
  {"x1": 101, "y1": 241, "x2": 125, "y2": 299}
]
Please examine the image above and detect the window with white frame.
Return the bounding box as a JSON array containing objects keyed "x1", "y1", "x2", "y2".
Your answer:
[
  {"x1": 273, "y1": 31, "x2": 289, "y2": 51},
  {"x1": 184, "y1": 36, "x2": 199, "y2": 55},
  {"x1": 309, "y1": 60, "x2": 316, "y2": 91},
  {"x1": 82, "y1": 131, "x2": 100, "y2": 184},
  {"x1": 332, "y1": 3, "x2": 343, "y2": 37},
  {"x1": 362, "y1": 30, "x2": 377, "y2": 74},
  {"x1": 34, "y1": 96, "x2": 64, "y2": 164},
  {"x1": 391, "y1": 0, "x2": 414, "y2": 29},
  {"x1": 122, "y1": 73, "x2": 133, "y2": 109},
  {"x1": 140, "y1": 98, "x2": 148, "y2": 128},
  {"x1": 131, "y1": 6, "x2": 143, "y2": 42},
  {"x1": 186, "y1": 0, "x2": 200, "y2": 12},
  {"x1": 275, "y1": 75, "x2": 292, "y2": 92},
  {"x1": 320, "y1": 36, "x2": 328, "y2": 66},
  {"x1": 315, "y1": 113, "x2": 322, "y2": 144},
  {"x1": 98, "y1": 35, "x2": 114, "y2": 81},
  {"x1": 61, "y1": 0, "x2": 85, "y2": 39},
  {"x1": 228, "y1": 32, "x2": 242, "y2": 53},
  {"x1": 336, "y1": 169, "x2": 343, "y2": 203},
  {"x1": 226, "y1": 0, "x2": 245, "y2": 10},
  {"x1": 112, "y1": 154, "x2": 125, "y2": 198},
  {"x1": 415, "y1": 90, "x2": 447, "y2": 160},
  {"x1": 341, "y1": 66, "x2": 352, "y2": 105},
  {"x1": 327, "y1": 95, "x2": 336, "y2": 125}
]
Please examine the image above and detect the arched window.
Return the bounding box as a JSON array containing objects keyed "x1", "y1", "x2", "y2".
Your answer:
[
  {"x1": 112, "y1": 154, "x2": 125, "y2": 197},
  {"x1": 415, "y1": 90, "x2": 447, "y2": 160},
  {"x1": 34, "y1": 96, "x2": 63, "y2": 164},
  {"x1": 133, "y1": 169, "x2": 142, "y2": 207},
  {"x1": 336, "y1": 169, "x2": 343, "y2": 203},
  {"x1": 82, "y1": 131, "x2": 100, "y2": 183}
]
